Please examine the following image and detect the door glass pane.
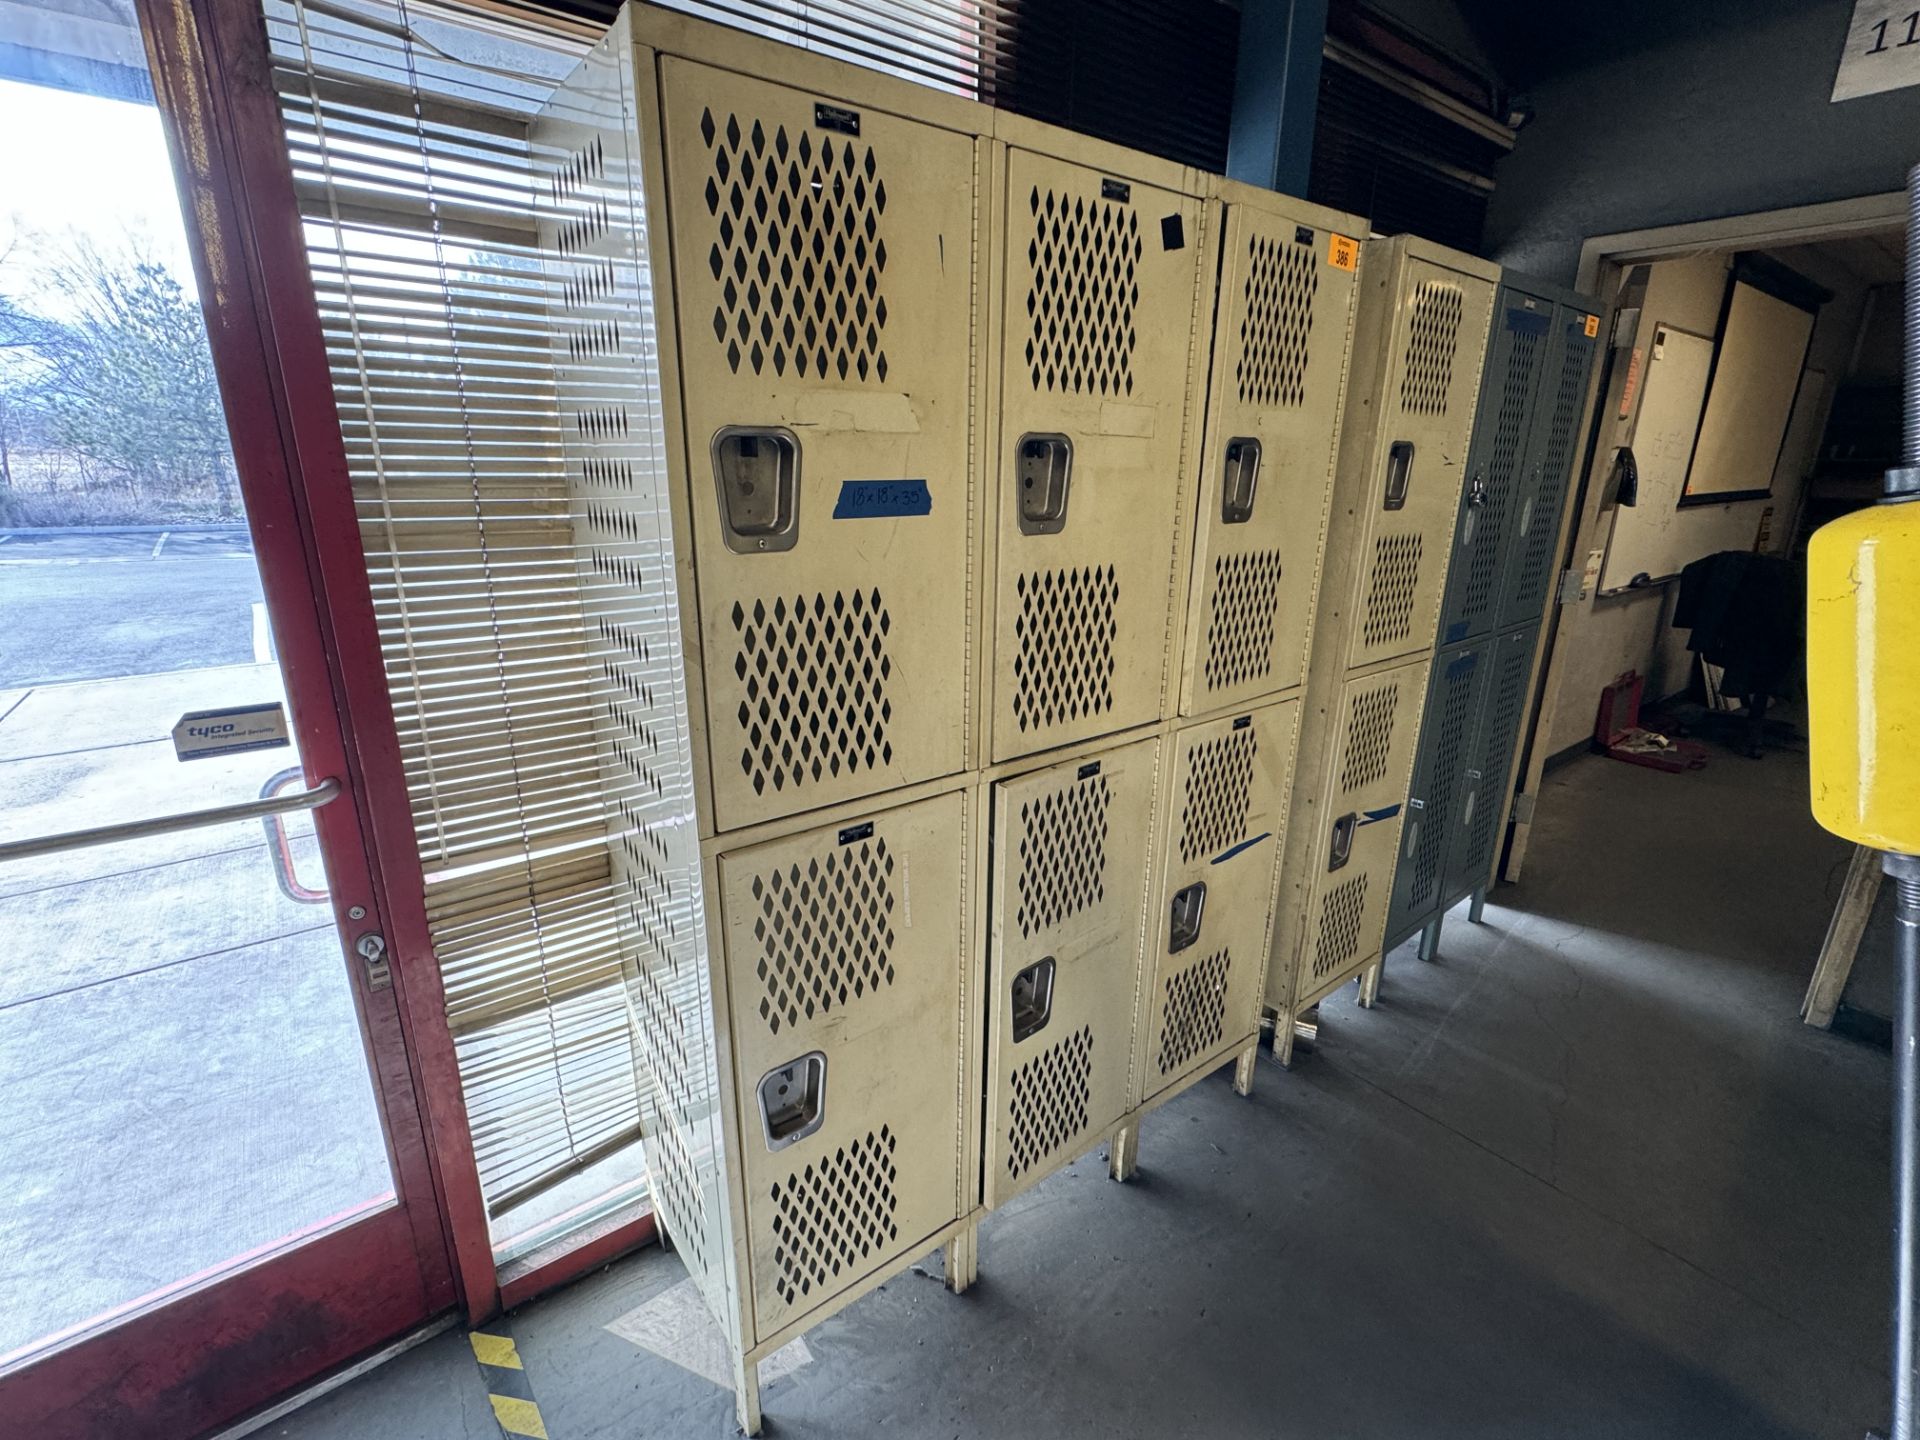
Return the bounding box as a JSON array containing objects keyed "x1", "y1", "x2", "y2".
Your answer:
[{"x1": 0, "y1": 21, "x2": 391, "y2": 1363}]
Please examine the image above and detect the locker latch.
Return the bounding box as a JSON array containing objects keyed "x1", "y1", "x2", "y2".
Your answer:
[
  {"x1": 1221, "y1": 437, "x2": 1262, "y2": 524},
  {"x1": 1384, "y1": 441, "x2": 1415, "y2": 511},
  {"x1": 1328, "y1": 812, "x2": 1358, "y2": 871},
  {"x1": 1460, "y1": 770, "x2": 1483, "y2": 829},
  {"x1": 1010, "y1": 956, "x2": 1056, "y2": 1042},
  {"x1": 1168, "y1": 881, "x2": 1207, "y2": 954},
  {"x1": 757, "y1": 1051, "x2": 827, "y2": 1151},
  {"x1": 1401, "y1": 799, "x2": 1424, "y2": 859},
  {"x1": 713, "y1": 426, "x2": 800, "y2": 553},
  {"x1": 1016, "y1": 433, "x2": 1073, "y2": 534}
]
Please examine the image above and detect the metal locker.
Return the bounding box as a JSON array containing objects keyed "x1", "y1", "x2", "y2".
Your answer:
[
  {"x1": 1340, "y1": 242, "x2": 1497, "y2": 673},
  {"x1": 656, "y1": 56, "x2": 983, "y2": 834},
  {"x1": 988, "y1": 134, "x2": 1210, "y2": 764},
  {"x1": 982, "y1": 735, "x2": 1160, "y2": 1208},
  {"x1": 1383, "y1": 640, "x2": 1490, "y2": 951},
  {"x1": 1443, "y1": 621, "x2": 1541, "y2": 903},
  {"x1": 1499, "y1": 300, "x2": 1600, "y2": 630},
  {"x1": 1141, "y1": 699, "x2": 1298, "y2": 1104},
  {"x1": 1435, "y1": 285, "x2": 1555, "y2": 647},
  {"x1": 1292, "y1": 659, "x2": 1429, "y2": 1012},
  {"x1": 715, "y1": 788, "x2": 972, "y2": 1340},
  {"x1": 1177, "y1": 184, "x2": 1364, "y2": 719}
]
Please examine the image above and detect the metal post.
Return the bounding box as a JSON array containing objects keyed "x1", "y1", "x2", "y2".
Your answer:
[{"x1": 1891, "y1": 854, "x2": 1920, "y2": 1440}]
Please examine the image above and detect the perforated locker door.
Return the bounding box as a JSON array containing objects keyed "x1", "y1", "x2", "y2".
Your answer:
[
  {"x1": 1178, "y1": 200, "x2": 1361, "y2": 718},
  {"x1": 1498, "y1": 304, "x2": 1599, "y2": 630},
  {"x1": 660, "y1": 61, "x2": 979, "y2": 833},
  {"x1": 990, "y1": 149, "x2": 1208, "y2": 763},
  {"x1": 1345, "y1": 258, "x2": 1496, "y2": 673},
  {"x1": 1384, "y1": 640, "x2": 1489, "y2": 948},
  {"x1": 1435, "y1": 286, "x2": 1553, "y2": 648},
  {"x1": 716, "y1": 789, "x2": 967, "y2": 1342},
  {"x1": 982, "y1": 735, "x2": 1159, "y2": 1208},
  {"x1": 1444, "y1": 621, "x2": 1540, "y2": 904},
  {"x1": 1295, "y1": 659, "x2": 1428, "y2": 1008},
  {"x1": 1141, "y1": 699, "x2": 1298, "y2": 1104}
]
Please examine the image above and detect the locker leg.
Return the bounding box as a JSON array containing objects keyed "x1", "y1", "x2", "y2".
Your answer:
[
  {"x1": 943, "y1": 1220, "x2": 979, "y2": 1294},
  {"x1": 1109, "y1": 1121, "x2": 1139, "y2": 1182},
  {"x1": 1272, "y1": 1009, "x2": 1296, "y2": 1067},
  {"x1": 1418, "y1": 916, "x2": 1443, "y2": 962},
  {"x1": 1232, "y1": 1040, "x2": 1259, "y2": 1096},
  {"x1": 1468, "y1": 887, "x2": 1487, "y2": 925},
  {"x1": 733, "y1": 1353, "x2": 762, "y2": 1438},
  {"x1": 1357, "y1": 960, "x2": 1381, "y2": 1009}
]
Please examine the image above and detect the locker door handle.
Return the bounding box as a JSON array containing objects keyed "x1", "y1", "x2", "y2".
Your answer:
[
  {"x1": 757, "y1": 1052, "x2": 827, "y2": 1151},
  {"x1": 1460, "y1": 770, "x2": 1483, "y2": 829},
  {"x1": 1016, "y1": 432, "x2": 1073, "y2": 534},
  {"x1": 1402, "y1": 798, "x2": 1424, "y2": 859},
  {"x1": 1328, "y1": 813, "x2": 1357, "y2": 871},
  {"x1": 713, "y1": 426, "x2": 800, "y2": 552},
  {"x1": 1384, "y1": 441, "x2": 1414, "y2": 511},
  {"x1": 1168, "y1": 881, "x2": 1207, "y2": 953},
  {"x1": 1220, "y1": 437, "x2": 1262, "y2": 524},
  {"x1": 1010, "y1": 957, "x2": 1056, "y2": 1042}
]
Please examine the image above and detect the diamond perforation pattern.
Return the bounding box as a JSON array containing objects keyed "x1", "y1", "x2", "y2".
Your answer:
[
  {"x1": 1312, "y1": 875, "x2": 1369, "y2": 980},
  {"x1": 731, "y1": 589, "x2": 894, "y2": 797},
  {"x1": 1179, "y1": 728, "x2": 1258, "y2": 864},
  {"x1": 1400, "y1": 280, "x2": 1464, "y2": 415},
  {"x1": 699, "y1": 107, "x2": 889, "y2": 382},
  {"x1": 1470, "y1": 639, "x2": 1533, "y2": 866},
  {"x1": 1025, "y1": 186, "x2": 1142, "y2": 395},
  {"x1": 1157, "y1": 947, "x2": 1230, "y2": 1075},
  {"x1": 1516, "y1": 332, "x2": 1596, "y2": 609},
  {"x1": 750, "y1": 838, "x2": 897, "y2": 1035},
  {"x1": 1006, "y1": 1025, "x2": 1094, "y2": 1178},
  {"x1": 1237, "y1": 233, "x2": 1318, "y2": 407},
  {"x1": 1204, "y1": 549, "x2": 1284, "y2": 693},
  {"x1": 1016, "y1": 773, "x2": 1111, "y2": 938},
  {"x1": 1340, "y1": 679, "x2": 1401, "y2": 794},
  {"x1": 1464, "y1": 324, "x2": 1542, "y2": 625},
  {"x1": 1411, "y1": 660, "x2": 1478, "y2": 908},
  {"x1": 768, "y1": 1126, "x2": 900, "y2": 1307},
  {"x1": 1362, "y1": 534, "x2": 1423, "y2": 649},
  {"x1": 1013, "y1": 566, "x2": 1118, "y2": 731}
]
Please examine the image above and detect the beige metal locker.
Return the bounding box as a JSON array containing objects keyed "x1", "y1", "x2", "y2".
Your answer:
[
  {"x1": 1139, "y1": 698, "x2": 1298, "y2": 1105},
  {"x1": 982, "y1": 735, "x2": 1160, "y2": 1207},
  {"x1": 987, "y1": 121, "x2": 1212, "y2": 764},
  {"x1": 656, "y1": 55, "x2": 985, "y2": 835},
  {"x1": 1285, "y1": 659, "x2": 1428, "y2": 1015},
  {"x1": 1177, "y1": 184, "x2": 1363, "y2": 719}
]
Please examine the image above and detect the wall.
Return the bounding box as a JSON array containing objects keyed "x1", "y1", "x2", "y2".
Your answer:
[{"x1": 1485, "y1": 0, "x2": 1920, "y2": 284}]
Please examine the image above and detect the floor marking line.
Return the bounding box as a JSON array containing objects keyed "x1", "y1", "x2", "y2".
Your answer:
[
  {"x1": 150, "y1": 531, "x2": 170, "y2": 558},
  {"x1": 472, "y1": 1327, "x2": 551, "y2": 1439}
]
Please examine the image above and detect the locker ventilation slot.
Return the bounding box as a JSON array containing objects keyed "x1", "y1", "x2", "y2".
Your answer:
[
  {"x1": 1472, "y1": 640, "x2": 1533, "y2": 866},
  {"x1": 1312, "y1": 876, "x2": 1370, "y2": 980},
  {"x1": 1340, "y1": 679, "x2": 1401, "y2": 793},
  {"x1": 1361, "y1": 534, "x2": 1423, "y2": 649},
  {"x1": 1399, "y1": 281, "x2": 1463, "y2": 415},
  {"x1": 1412, "y1": 662, "x2": 1478, "y2": 908},
  {"x1": 1178, "y1": 728, "x2": 1258, "y2": 864},
  {"x1": 1203, "y1": 549, "x2": 1284, "y2": 693},
  {"x1": 1158, "y1": 947, "x2": 1230, "y2": 1074},
  {"x1": 700, "y1": 108, "x2": 889, "y2": 383},
  {"x1": 1017, "y1": 772, "x2": 1112, "y2": 937},
  {"x1": 1013, "y1": 566, "x2": 1119, "y2": 731},
  {"x1": 769, "y1": 1126, "x2": 900, "y2": 1306},
  {"x1": 1006, "y1": 1025, "x2": 1094, "y2": 1178},
  {"x1": 1237, "y1": 232, "x2": 1318, "y2": 407},
  {"x1": 750, "y1": 838, "x2": 897, "y2": 1035},
  {"x1": 1465, "y1": 326, "x2": 1543, "y2": 625},
  {"x1": 1025, "y1": 186, "x2": 1142, "y2": 396},
  {"x1": 731, "y1": 590, "x2": 893, "y2": 795},
  {"x1": 1518, "y1": 334, "x2": 1595, "y2": 609}
]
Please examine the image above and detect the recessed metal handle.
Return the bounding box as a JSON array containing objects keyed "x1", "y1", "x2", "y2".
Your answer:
[
  {"x1": 1328, "y1": 812, "x2": 1358, "y2": 872},
  {"x1": 0, "y1": 778, "x2": 341, "y2": 865},
  {"x1": 757, "y1": 1052, "x2": 827, "y2": 1151},
  {"x1": 1402, "y1": 798, "x2": 1425, "y2": 859},
  {"x1": 1384, "y1": 440, "x2": 1415, "y2": 511},
  {"x1": 1221, "y1": 436, "x2": 1262, "y2": 524},
  {"x1": 713, "y1": 425, "x2": 800, "y2": 552},
  {"x1": 1016, "y1": 432, "x2": 1073, "y2": 535},
  {"x1": 1010, "y1": 956, "x2": 1056, "y2": 1042},
  {"x1": 1169, "y1": 881, "x2": 1207, "y2": 954}
]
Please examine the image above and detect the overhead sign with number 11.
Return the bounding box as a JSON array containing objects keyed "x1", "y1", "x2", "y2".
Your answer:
[{"x1": 1834, "y1": 0, "x2": 1920, "y2": 101}]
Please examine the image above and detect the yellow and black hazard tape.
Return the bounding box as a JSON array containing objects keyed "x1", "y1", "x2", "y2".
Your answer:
[{"x1": 469, "y1": 1329, "x2": 549, "y2": 1439}]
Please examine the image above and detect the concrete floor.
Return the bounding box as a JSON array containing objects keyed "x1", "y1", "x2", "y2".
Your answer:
[{"x1": 258, "y1": 733, "x2": 1887, "y2": 1440}]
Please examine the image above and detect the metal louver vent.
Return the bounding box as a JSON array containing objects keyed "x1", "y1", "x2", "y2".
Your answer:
[
  {"x1": 1178, "y1": 728, "x2": 1258, "y2": 864},
  {"x1": 1017, "y1": 772, "x2": 1112, "y2": 937},
  {"x1": 1400, "y1": 280, "x2": 1463, "y2": 415},
  {"x1": 1340, "y1": 680, "x2": 1401, "y2": 793},
  {"x1": 750, "y1": 839, "x2": 898, "y2": 1035},
  {"x1": 1312, "y1": 875, "x2": 1369, "y2": 980},
  {"x1": 731, "y1": 590, "x2": 894, "y2": 795},
  {"x1": 1237, "y1": 232, "x2": 1318, "y2": 407},
  {"x1": 1361, "y1": 533, "x2": 1423, "y2": 649},
  {"x1": 1410, "y1": 657, "x2": 1478, "y2": 908},
  {"x1": 1463, "y1": 322, "x2": 1543, "y2": 626},
  {"x1": 1203, "y1": 549, "x2": 1284, "y2": 693},
  {"x1": 1157, "y1": 947, "x2": 1230, "y2": 1074},
  {"x1": 1026, "y1": 186, "x2": 1143, "y2": 395},
  {"x1": 700, "y1": 107, "x2": 889, "y2": 382},
  {"x1": 1006, "y1": 1025, "x2": 1094, "y2": 1178},
  {"x1": 1516, "y1": 329, "x2": 1595, "y2": 608},
  {"x1": 1013, "y1": 566, "x2": 1119, "y2": 731},
  {"x1": 769, "y1": 1126, "x2": 900, "y2": 1306},
  {"x1": 1471, "y1": 638, "x2": 1534, "y2": 865}
]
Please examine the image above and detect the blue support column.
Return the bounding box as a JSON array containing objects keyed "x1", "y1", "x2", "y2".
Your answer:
[{"x1": 1225, "y1": 0, "x2": 1328, "y2": 196}]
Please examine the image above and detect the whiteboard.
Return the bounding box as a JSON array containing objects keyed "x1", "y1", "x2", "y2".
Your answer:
[
  {"x1": 1598, "y1": 326, "x2": 1714, "y2": 592},
  {"x1": 1684, "y1": 281, "x2": 1815, "y2": 500}
]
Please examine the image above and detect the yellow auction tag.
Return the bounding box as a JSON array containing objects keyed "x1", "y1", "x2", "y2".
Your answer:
[
  {"x1": 1584, "y1": 313, "x2": 1600, "y2": 338},
  {"x1": 1327, "y1": 233, "x2": 1359, "y2": 271}
]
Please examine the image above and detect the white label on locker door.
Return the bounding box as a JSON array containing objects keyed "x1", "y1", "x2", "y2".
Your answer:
[{"x1": 1833, "y1": 1, "x2": 1920, "y2": 100}]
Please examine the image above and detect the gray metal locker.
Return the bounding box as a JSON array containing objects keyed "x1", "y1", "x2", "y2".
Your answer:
[
  {"x1": 1499, "y1": 304, "x2": 1600, "y2": 630},
  {"x1": 1446, "y1": 621, "x2": 1541, "y2": 903},
  {"x1": 1383, "y1": 639, "x2": 1490, "y2": 952}
]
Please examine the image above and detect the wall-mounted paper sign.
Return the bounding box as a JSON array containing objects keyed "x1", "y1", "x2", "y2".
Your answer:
[
  {"x1": 1833, "y1": 0, "x2": 1920, "y2": 102},
  {"x1": 173, "y1": 703, "x2": 291, "y2": 761}
]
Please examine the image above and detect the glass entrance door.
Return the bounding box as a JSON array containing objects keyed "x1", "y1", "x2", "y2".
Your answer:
[{"x1": 0, "y1": 3, "x2": 453, "y2": 1433}]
